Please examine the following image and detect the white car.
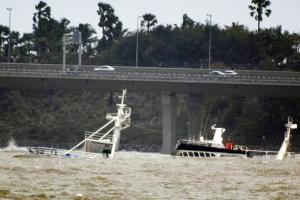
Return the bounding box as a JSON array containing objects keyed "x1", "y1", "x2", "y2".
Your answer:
[
  {"x1": 224, "y1": 70, "x2": 238, "y2": 76},
  {"x1": 93, "y1": 65, "x2": 115, "y2": 72},
  {"x1": 208, "y1": 71, "x2": 225, "y2": 76}
]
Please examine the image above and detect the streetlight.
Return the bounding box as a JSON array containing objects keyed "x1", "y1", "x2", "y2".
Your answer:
[
  {"x1": 7, "y1": 8, "x2": 12, "y2": 63},
  {"x1": 135, "y1": 16, "x2": 143, "y2": 68},
  {"x1": 207, "y1": 14, "x2": 212, "y2": 69}
]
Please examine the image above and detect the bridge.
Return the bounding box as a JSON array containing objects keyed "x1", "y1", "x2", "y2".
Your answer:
[{"x1": 1, "y1": 63, "x2": 300, "y2": 153}]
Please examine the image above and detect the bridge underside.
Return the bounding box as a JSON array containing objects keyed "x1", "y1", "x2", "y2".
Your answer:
[{"x1": 1, "y1": 76, "x2": 300, "y2": 98}]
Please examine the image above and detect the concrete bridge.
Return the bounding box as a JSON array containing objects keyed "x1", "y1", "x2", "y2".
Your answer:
[{"x1": 1, "y1": 63, "x2": 300, "y2": 153}]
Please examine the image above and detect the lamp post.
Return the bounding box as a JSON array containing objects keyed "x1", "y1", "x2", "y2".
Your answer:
[
  {"x1": 62, "y1": 34, "x2": 66, "y2": 74},
  {"x1": 7, "y1": 8, "x2": 12, "y2": 63},
  {"x1": 207, "y1": 14, "x2": 212, "y2": 69},
  {"x1": 135, "y1": 16, "x2": 143, "y2": 69}
]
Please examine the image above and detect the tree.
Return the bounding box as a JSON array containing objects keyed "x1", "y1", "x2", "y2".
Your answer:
[
  {"x1": 141, "y1": 13, "x2": 158, "y2": 33},
  {"x1": 97, "y1": 2, "x2": 124, "y2": 50},
  {"x1": 33, "y1": 1, "x2": 51, "y2": 24},
  {"x1": 222, "y1": 22, "x2": 252, "y2": 65},
  {"x1": 59, "y1": 18, "x2": 71, "y2": 32},
  {"x1": 33, "y1": 1, "x2": 52, "y2": 62},
  {"x1": 181, "y1": 14, "x2": 195, "y2": 30},
  {"x1": 69, "y1": 23, "x2": 98, "y2": 63},
  {"x1": 33, "y1": 1, "x2": 70, "y2": 63},
  {"x1": 18, "y1": 33, "x2": 35, "y2": 62},
  {"x1": 78, "y1": 23, "x2": 97, "y2": 56},
  {"x1": 0, "y1": 25, "x2": 9, "y2": 61},
  {"x1": 46, "y1": 18, "x2": 70, "y2": 63},
  {"x1": 249, "y1": 0, "x2": 272, "y2": 33},
  {"x1": 259, "y1": 26, "x2": 297, "y2": 70},
  {"x1": 9, "y1": 31, "x2": 20, "y2": 62}
]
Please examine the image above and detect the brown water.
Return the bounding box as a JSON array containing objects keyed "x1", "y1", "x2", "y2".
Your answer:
[{"x1": 0, "y1": 149, "x2": 300, "y2": 200}]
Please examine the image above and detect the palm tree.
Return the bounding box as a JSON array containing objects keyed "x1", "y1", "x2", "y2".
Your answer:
[
  {"x1": 10, "y1": 31, "x2": 20, "y2": 60},
  {"x1": 18, "y1": 33, "x2": 35, "y2": 62},
  {"x1": 141, "y1": 13, "x2": 158, "y2": 33},
  {"x1": 60, "y1": 18, "x2": 71, "y2": 33},
  {"x1": 33, "y1": 1, "x2": 52, "y2": 62},
  {"x1": 249, "y1": 0, "x2": 272, "y2": 33},
  {"x1": 97, "y1": 2, "x2": 123, "y2": 48},
  {"x1": 78, "y1": 23, "x2": 97, "y2": 57},
  {"x1": 0, "y1": 25, "x2": 9, "y2": 60},
  {"x1": 33, "y1": 1, "x2": 51, "y2": 26},
  {"x1": 181, "y1": 14, "x2": 195, "y2": 30}
]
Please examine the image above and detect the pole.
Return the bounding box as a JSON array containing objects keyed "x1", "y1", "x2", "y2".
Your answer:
[
  {"x1": 135, "y1": 16, "x2": 142, "y2": 69},
  {"x1": 78, "y1": 32, "x2": 82, "y2": 66},
  {"x1": 7, "y1": 8, "x2": 12, "y2": 63},
  {"x1": 62, "y1": 34, "x2": 66, "y2": 74},
  {"x1": 207, "y1": 14, "x2": 212, "y2": 69}
]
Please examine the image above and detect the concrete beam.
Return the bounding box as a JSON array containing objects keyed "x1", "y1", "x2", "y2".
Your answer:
[
  {"x1": 188, "y1": 95, "x2": 203, "y2": 140},
  {"x1": 161, "y1": 92, "x2": 177, "y2": 154}
]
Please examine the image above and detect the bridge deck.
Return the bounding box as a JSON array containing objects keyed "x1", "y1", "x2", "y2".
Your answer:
[{"x1": 1, "y1": 63, "x2": 300, "y2": 97}]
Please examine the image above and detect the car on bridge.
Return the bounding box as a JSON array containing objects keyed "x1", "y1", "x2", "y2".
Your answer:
[
  {"x1": 208, "y1": 70, "x2": 238, "y2": 76},
  {"x1": 93, "y1": 65, "x2": 115, "y2": 72},
  {"x1": 224, "y1": 70, "x2": 238, "y2": 76},
  {"x1": 208, "y1": 71, "x2": 225, "y2": 76}
]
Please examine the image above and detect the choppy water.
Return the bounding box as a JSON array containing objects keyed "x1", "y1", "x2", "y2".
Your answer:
[{"x1": 0, "y1": 146, "x2": 300, "y2": 200}]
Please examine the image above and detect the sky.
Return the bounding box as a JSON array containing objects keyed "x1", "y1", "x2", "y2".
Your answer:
[{"x1": 1, "y1": 0, "x2": 300, "y2": 38}]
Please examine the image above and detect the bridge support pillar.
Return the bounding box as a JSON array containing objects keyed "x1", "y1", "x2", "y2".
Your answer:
[
  {"x1": 188, "y1": 95, "x2": 202, "y2": 140},
  {"x1": 161, "y1": 92, "x2": 177, "y2": 154}
]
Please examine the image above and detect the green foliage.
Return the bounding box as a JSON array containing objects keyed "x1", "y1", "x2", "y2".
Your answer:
[
  {"x1": 32, "y1": 1, "x2": 52, "y2": 62},
  {"x1": 141, "y1": 13, "x2": 158, "y2": 33},
  {"x1": 33, "y1": 1, "x2": 70, "y2": 63},
  {"x1": 18, "y1": 33, "x2": 35, "y2": 62},
  {"x1": 249, "y1": 0, "x2": 272, "y2": 32},
  {"x1": 0, "y1": 2, "x2": 299, "y2": 69},
  {"x1": 181, "y1": 14, "x2": 196, "y2": 30},
  {"x1": 78, "y1": 23, "x2": 97, "y2": 59},
  {"x1": 0, "y1": 90, "x2": 111, "y2": 147},
  {"x1": 0, "y1": 25, "x2": 9, "y2": 61},
  {"x1": 0, "y1": 90, "x2": 163, "y2": 147},
  {"x1": 1, "y1": 90, "x2": 299, "y2": 151},
  {"x1": 106, "y1": 13, "x2": 299, "y2": 70},
  {"x1": 97, "y1": 2, "x2": 124, "y2": 51}
]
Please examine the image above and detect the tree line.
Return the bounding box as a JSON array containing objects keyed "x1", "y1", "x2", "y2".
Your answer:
[{"x1": 0, "y1": 1, "x2": 299, "y2": 70}]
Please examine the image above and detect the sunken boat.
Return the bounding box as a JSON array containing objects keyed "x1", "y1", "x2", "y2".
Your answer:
[{"x1": 175, "y1": 125, "x2": 251, "y2": 158}]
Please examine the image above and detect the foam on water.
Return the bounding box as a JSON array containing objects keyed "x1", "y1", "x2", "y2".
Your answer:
[{"x1": 0, "y1": 138, "x2": 27, "y2": 152}]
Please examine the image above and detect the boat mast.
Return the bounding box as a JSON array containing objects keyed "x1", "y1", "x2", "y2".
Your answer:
[
  {"x1": 276, "y1": 117, "x2": 297, "y2": 160},
  {"x1": 65, "y1": 89, "x2": 131, "y2": 159}
]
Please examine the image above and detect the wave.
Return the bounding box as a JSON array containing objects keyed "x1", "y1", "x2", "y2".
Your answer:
[{"x1": 0, "y1": 138, "x2": 27, "y2": 152}]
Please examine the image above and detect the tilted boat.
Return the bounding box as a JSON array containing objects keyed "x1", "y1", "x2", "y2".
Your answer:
[
  {"x1": 174, "y1": 118, "x2": 298, "y2": 159},
  {"x1": 174, "y1": 125, "x2": 250, "y2": 158},
  {"x1": 26, "y1": 89, "x2": 131, "y2": 159}
]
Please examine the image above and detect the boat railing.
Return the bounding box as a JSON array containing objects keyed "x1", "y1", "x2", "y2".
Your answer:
[
  {"x1": 177, "y1": 139, "x2": 212, "y2": 146},
  {"x1": 176, "y1": 139, "x2": 224, "y2": 148},
  {"x1": 27, "y1": 147, "x2": 64, "y2": 155},
  {"x1": 27, "y1": 146, "x2": 110, "y2": 158},
  {"x1": 246, "y1": 149, "x2": 295, "y2": 159},
  {"x1": 85, "y1": 131, "x2": 113, "y2": 142},
  {"x1": 234, "y1": 145, "x2": 249, "y2": 151}
]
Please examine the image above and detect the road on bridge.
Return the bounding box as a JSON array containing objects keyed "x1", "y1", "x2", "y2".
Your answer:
[
  {"x1": 0, "y1": 63, "x2": 300, "y2": 85},
  {"x1": 0, "y1": 63, "x2": 300, "y2": 97}
]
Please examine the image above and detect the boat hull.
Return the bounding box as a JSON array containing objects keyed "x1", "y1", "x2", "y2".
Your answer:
[{"x1": 175, "y1": 141, "x2": 250, "y2": 158}]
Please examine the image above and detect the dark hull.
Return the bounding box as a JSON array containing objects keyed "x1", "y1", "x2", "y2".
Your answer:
[{"x1": 175, "y1": 142, "x2": 250, "y2": 157}]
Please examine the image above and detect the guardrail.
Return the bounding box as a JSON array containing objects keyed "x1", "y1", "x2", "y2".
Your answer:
[
  {"x1": 1, "y1": 63, "x2": 300, "y2": 86},
  {"x1": 1, "y1": 68, "x2": 300, "y2": 86},
  {"x1": 1, "y1": 62, "x2": 300, "y2": 77}
]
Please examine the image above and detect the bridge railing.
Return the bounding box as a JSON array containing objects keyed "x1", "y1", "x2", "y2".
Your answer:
[{"x1": 1, "y1": 63, "x2": 300, "y2": 85}]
